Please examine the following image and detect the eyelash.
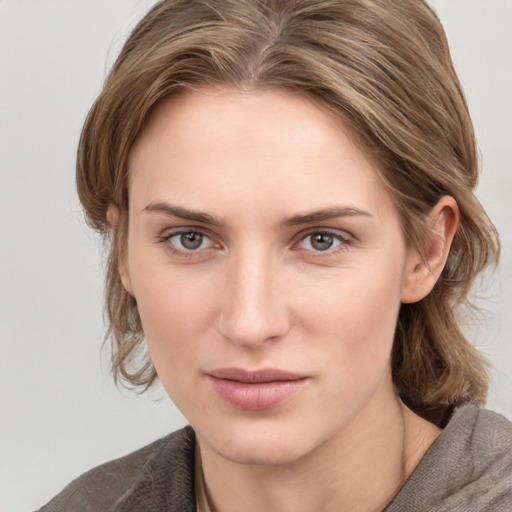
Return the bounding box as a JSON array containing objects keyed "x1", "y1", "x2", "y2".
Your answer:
[
  {"x1": 157, "y1": 228, "x2": 352, "y2": 258},
  {"x1": 157, "y1": 229, "x2": 217, "y2": 258},
  {"x1": 294, "y1": 229, "x2": 352, "y2": 256}
]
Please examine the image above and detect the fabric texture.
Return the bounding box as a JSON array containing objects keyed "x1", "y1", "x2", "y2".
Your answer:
[{"x1": 38, "y1": 404, "x2": 512, "y2": 512}]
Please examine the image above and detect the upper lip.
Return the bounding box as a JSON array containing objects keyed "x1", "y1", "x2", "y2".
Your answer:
[{"x1": 208, "y1": 367, "x2": 307, "y2": 383}]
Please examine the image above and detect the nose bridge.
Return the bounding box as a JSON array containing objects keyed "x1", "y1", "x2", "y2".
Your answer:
[{"x1": 217, "y1": 244, "x2": 289, "y2": 347}]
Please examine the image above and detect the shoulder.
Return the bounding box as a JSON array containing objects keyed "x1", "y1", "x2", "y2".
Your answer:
[
  {"x1": 386, "y1": 404, "x2": 512, "y2": 512},
  {"x1": 37, "y1": 426, "x2": 196, "y2": 512},
  {"x1": 446, "y1": 404, "x2": 512, "y2": 492},
  {"x1": 471, "y1": 404, "x2": 512, "y2": 451}
]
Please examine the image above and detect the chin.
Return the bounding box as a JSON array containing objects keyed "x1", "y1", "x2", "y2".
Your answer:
[
  {"x1": 196, "y1": 415, "x2": 324, "y2": 467},
  {"x1": 215, "y1": 439, "x2": 311, "y2": 467}
]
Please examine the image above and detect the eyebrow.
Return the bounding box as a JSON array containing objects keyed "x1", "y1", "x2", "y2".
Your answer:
[
  {"x1": 281, "y1": 207, "x2": 372, "y2": 227},
  {"x1": 143, "y1": 202, "x2": 372, "y2": 227},
  {"x1": 143, "y1": 202, "x2": 222, "y2": 226}
]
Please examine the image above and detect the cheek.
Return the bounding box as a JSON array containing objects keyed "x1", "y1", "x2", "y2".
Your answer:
[
  {"x1": 297, "y1": 267, "x2": 403, "y2": 377},
  {"x1": 301, "y1": 266, "x2": 402, "y2": 334},
  {"x1": 134, "y1": 278, "x2": 215, "y2": 415},
  {"x1": 129, "y1": 259, "x2": 218, "y2": 376}
]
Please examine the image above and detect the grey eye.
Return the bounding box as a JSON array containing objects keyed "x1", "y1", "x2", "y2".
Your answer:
[
  {"x1": 298, "y1": 231, "x2": 344, "y2": 252},
  {"x1": 164, "y1": 229, "x2": 215, "y2": 255},
  {"x1": 310, "y1": 233, "x2": 335, "y2": 251},
  {"x1": 180, "y1": 232, "x2": 204, "y2": 250}
]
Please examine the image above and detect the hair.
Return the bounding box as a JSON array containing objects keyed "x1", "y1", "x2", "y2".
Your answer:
[{"x1": 77, "y1": 0, "x2": 500, "y2": 425}]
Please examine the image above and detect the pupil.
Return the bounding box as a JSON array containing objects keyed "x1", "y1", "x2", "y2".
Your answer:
[
  {"x1": 312, "y1": 233, "x2": 333, "y2": 251},
  {"x1": 181, "y1": 232, "x2": 203, "y2": 249}
]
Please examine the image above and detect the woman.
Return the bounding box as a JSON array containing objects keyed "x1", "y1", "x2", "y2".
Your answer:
[{"x1": 39, "y1": 0, "x2": 511, "y2": 510}]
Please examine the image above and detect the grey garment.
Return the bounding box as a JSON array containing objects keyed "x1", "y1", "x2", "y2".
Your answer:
[
  {"x1": 38, "y1": 404, "x2": 512, "y2": 512},
  {"x1": 383, "y1": 404, "x2": 512, "y2": 511}
]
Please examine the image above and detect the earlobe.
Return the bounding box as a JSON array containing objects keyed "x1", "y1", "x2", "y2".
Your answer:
[
  {"x1": 106, "y1": 204, "x2": 134, "y2": 296},
  {"x1": 401, "y1": 196, "x2": 459, "y2": 304},
  {"x1": 106, "y1": 203, "x2": 119, "y2": 230}
]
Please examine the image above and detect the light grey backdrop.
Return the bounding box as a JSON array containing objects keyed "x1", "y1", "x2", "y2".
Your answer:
[{"x1": 1, "y1": 1, "x2": 510, "y2": 511}]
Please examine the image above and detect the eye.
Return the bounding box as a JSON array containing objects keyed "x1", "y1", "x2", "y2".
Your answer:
[
  {"x1": 163, "y1": 230, "x2": 214, "y2": 253},
  {"x1": 177, "y1": 232, "x2": 205, "y2": 250},
  {"x1": 297, "y1": 230, "x2": 348, "y2": 252}
]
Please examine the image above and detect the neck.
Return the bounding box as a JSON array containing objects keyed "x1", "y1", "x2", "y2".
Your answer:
[{"x1": 197, "y1": 386, "x2": 440, "y2": 512}]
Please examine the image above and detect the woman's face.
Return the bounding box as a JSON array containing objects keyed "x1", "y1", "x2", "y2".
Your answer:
[{"x1": 122, "y1": 88, "x2": 420, "y2": 465}]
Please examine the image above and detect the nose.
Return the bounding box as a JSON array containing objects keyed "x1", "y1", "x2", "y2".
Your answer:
[{"x1": 216, "y1": 249, "x2": 291, "y2": 349}]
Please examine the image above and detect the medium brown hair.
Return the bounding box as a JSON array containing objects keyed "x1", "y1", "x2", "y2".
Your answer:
[{"x1": 77, "y1": 0, "x2": 500, "y2": 424}]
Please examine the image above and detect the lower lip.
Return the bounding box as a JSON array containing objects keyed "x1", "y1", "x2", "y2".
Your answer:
[{"x1": 208, "y1": 376, "x2": 307, "y2": 411}]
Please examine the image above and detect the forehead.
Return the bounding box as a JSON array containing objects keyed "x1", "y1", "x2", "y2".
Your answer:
[{"x1": 127, "y1": 87, "x2": 397, "y2": 222}]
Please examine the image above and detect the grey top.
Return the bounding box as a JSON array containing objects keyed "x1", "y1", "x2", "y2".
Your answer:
[{"x1": 38, "y1": 404, "x2": 512, "y2": 511}]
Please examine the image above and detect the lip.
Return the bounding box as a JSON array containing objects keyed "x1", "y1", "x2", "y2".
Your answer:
[{"x1": 207, "y1": 367, "x2": 308, "y2": 411}]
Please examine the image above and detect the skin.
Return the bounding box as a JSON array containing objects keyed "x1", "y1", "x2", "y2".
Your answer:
[{"x1": 113, "y1": 88, "x2": 458, "y2": 512}]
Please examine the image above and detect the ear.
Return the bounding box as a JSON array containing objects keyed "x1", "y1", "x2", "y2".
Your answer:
[
  {"x1": 106, "y1": 203, "x2": 119, "y2": 230},
  {"x1": 106, "y1": 204, "x2": 134, "y2": 296},
  {"x1": 401, "y1": 196, "x2": 459, "y2": 304}
]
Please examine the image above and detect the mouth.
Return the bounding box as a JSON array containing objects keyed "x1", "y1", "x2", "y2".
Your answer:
[{"x1": 207, "y1": 367, "x2": 309, "y2": 410}]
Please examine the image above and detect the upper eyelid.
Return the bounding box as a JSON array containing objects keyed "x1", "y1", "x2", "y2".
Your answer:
[
  {"x1": 159, "y1": 226, "x2": 215, "y2": 239},
  {"x1": 157, "y1": 227, "x2": 215, "y2": 247},
  {"x1": 294, "y1": 227, "x2": 352, "y2": 242}
]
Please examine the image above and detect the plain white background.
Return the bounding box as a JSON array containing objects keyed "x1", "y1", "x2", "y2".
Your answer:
[{"x1": 0, "y1": 1, "x2": 510, "y2": 511}]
